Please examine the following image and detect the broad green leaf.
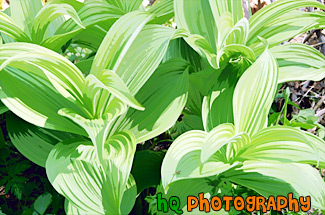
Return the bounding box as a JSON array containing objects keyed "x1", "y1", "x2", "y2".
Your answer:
[
  {"x1": 58, "y1": 104, "x2": 125, "y2": 164},
  {"x1": 85, "y1": 71, "x2": 144, "y2": 111},
  {"x1": 0, "y1": 12, "x2": 32, "y2": 42},
  {"x1": 0, "y1": 43, "x2": 85, "y2": 102},
  {"x1": 92, "y1": 11, "x2": 180, "y2": 95},
  {"x1": 91, "y1": 11, "x2": 152, "y2": 79},
  {"x1": 41, "y1": 1, "x2": 124, "y2": 50},
  {"x1": 46, "y1": 0, "x2": 84, "y2": 10},
  {"x1": 131, "y1": 150, "x2": 165, "y2": 193},
  {"x1": 200, "y1": 124, "x2": 235, "y2": 163},
  {"x1": 108, "y1": 58, "x2": 189, "y2": 143},
  {"x1": 250, "y1": 10, "x2": 325, "y2": 55},
  {"x1": 175, "y1": 0, "x2": 217, "y2": 53},
  {"x1": 10, "y1": 0, "x2": 42, "y2": 36},
  {"x1": 161, "y1": 130, "x2": 208, "y2": 189},
  {"x1": 223, "y1": 161, "x2": 325, "y2": 209},
  {"x1": 161, "y1": 129, "x2": 238, "y2": 190},
  {"x1": 46, "y1": 131, "x2": 136, "y2": 214},
  {"x1": 147, "y1": 0, "x2": 174, "y2": 25},
  {"x1": 33, "y1": 192, "x2": 52, "y2": 215},
  {"x1": 208, "y1": 0, "x2": 244, "y2": 26},
  {"x1": 202, "y1": 79, "x2": 235, "y2": 132},
  {"x1": 215, "y1": 12, "x2": 233, "y2": 51},
  {"x1": 163, "y1": 38, "x2": 205, "y2": 73},
  {"x1": 202, "y1": 58, "x2": 252, "y2": 132},
  {"x1": 105, "y1": 0, "x2": 142, "y2": 12},
  {"x1": 236, "y1": 126, "x2": 324, "y2": 167},
  {"x1": 6, "y1": 112, "x2": 78, "y2": 167},
  {"x1": 248, "y1": 0, "x2": 325, "y2": 53},
  {"x1": 113, "y1": 24, "x2": 179, "y2": 95},
  {"x1": 187, "y1": 67, "x2": 218, "y2": 116},
  {"x1": 75, "y1": 57, "x2": 93, "y2": 74},
  {"x1": 200, "y1": 124, "x2": 250, "y2": 165},
  {"x1": 233, "y1": 40, "x2": 278, "y2": 136},
  {"x1": 32, "y1": 3, "x2": 84, "y2": 44},
  {"x1": 0, "y1": 67, "x2": 84, "y2": 135},
  {"x1": 120, "y1": 174, "x2": 137, "y2": 215},
  {"x1": 271, "y1": 43, "x2": 325, "y2": 83},
  {"x1": 222, "y1": 18, "x2": 249, "y2": 47},
  {"x1": 65, "y1": 199, "x2": 88, "y2": 215},
  {"x1": 72, "y1": 25, "x2": 107, "y2": 51},
  {"x1": 184, "y1": 33, "x2": 218, "y2": 69}
]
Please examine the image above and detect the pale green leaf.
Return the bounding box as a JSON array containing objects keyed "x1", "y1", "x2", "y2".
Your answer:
[
  {"x1": 41, "y1": 0, "x2": 124, "y2": 50},
  {"x1": 10, "y1": 0, "x2": 42, "y2": 36},
  {"x1": 147, "y1": 0, "x2": 174, "y2": 25},
  {"x1": 92, "y1": 11, "x2": 179, "y2": 95},
  {"x1": 201, "y1": 124, "x2": 235, "y2": 163},
  {"x1": 85, "y1": 71, "x2": 144, "y2": 111},
  {"x1": 271, "y1": 43, "x2": 325, "y2": 83},
  {"x1": 108, "y1": 58, "x2": 189, "y2": 143},
  {"x1": 46, "y1": 131, "x2": 136, "y2": 214},
  {"x1": 0, "y1": 12, "x2": 31, "y2": 42},
  {"x1": 236, "y1": 126, "x2": 325, "y2": 168},
  {"x1": 58, "y1": 105, "x2": 125, "y2": 164},
  {"x1": 208, "y1": 0, "x2": 244, "y2": 26},
  {"x1": 248, "y1": 0, "x2": 325, "y2": 53},
  {"x1": 65, "y1": 199, "x2": 88, "y2": 215},
  {"x1": 0, "y1": 67, "x2": 84, "y2": 135},
  {"x1": 161, "y1": 129, "x2": 239, "y2": 190},
  {"x1": 251, "y1": 10, "x2": 325, "y2": 55},
  {"x1": 184, "y1": 33, "x2": 218, "y2": 69},
  {"x1": 233, "y1": 40, "x2": 278, "y2": 136},
  {"x1": 175, "y1": 0, "x2": 217, "y2": 53},
  {"x1": 91, "y1": 11, "x2": 152, "y2": 79},
  {"x1": 217, "y1": 44, "x2": 255, "y2": 69},
  {"x1": 0, "y1": 43, "x2": 85, "y2": 102},
  {"x1": 32, "y1": 3, "x2": 84, "y2": 44},
  {"x1": 223, "y1": 18, "x2": 249, "y2": 47}
]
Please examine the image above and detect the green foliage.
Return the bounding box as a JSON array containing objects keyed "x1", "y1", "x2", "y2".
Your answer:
[{"x1": 0, "y1": 0, "x2": 325, "y2": 214}]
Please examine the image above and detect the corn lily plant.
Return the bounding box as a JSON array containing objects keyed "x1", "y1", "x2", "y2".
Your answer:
[
  {"x1": 0, "y1": 8, "x2": 187, "y2": 214},
  {"x1": 161, "y1": 39, "x2": 325, "y2": 213},
  {"x1": 160, "y1": 0, "x2": 325, "y2": 213},
  {"x1": 1, "y1": 0, "x2": 325, "y2": 214},
  {"x1": 170, "y1": 0, "x2": 325, "y2": 133},
  {"x1": 0, "y1": 0, "x2": 173, "y2": 51}
]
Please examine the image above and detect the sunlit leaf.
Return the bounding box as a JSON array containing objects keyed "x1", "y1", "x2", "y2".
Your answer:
[
  {"x1": 233, "y1": 39, "x2": 278, "y2": 136},
  {"x1": 46, "y1": 131, "x2": 136, "y2": 214},
  {"x1": 109, "y1": 58, "x2": 189, "y2": 143},
  {"x1": 271, "y1": 43, "x2": 325, "y2": 83}
]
